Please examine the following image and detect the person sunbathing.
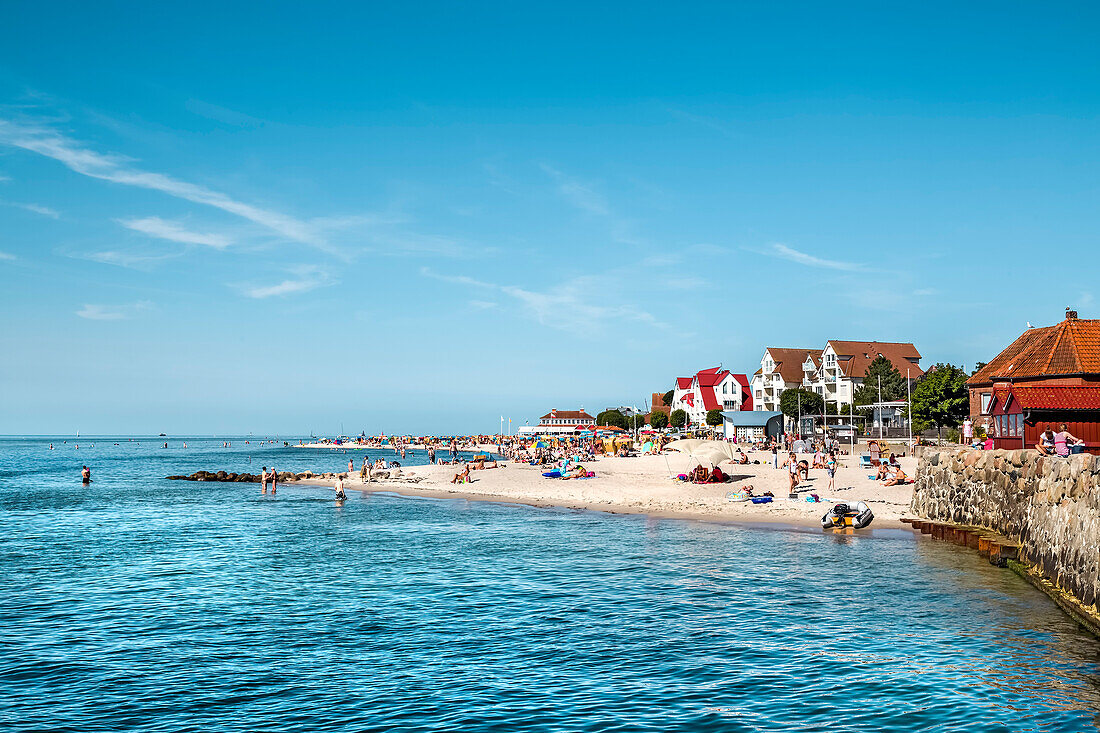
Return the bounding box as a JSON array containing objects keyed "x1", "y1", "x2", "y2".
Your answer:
[
  {"x1": 882, "y1": 465, "x2": 907, "y2": 486},
  {"x1": 710, "y1": 466, "x2": 728, "y2": 483},
  {"x1": 451, "y1": 466, "x2": 471, "y2": 484},
  {"x1": 736, "y1": 450, "x2": 749, "y2": 465},
  {"x1": 562, "y1": 463, "x2": 588, "y2": 479}
]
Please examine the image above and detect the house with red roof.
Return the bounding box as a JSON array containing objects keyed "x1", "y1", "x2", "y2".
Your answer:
[
  {"x1": 967, "y1": 309, "x2": 1100, "y2": 453},
  {"x1": 750, "y1": 342, "x2": 922, "y2": 415},
  {"x1": 671, "y1": 367, "x2": 753, "y2": 426}
]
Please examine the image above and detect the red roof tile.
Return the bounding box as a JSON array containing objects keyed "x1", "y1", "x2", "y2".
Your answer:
[
  {"x1": 676, "y1": 377, "x2": 693, "y2": 390},
  {"x1": 827, "y1": 341, "x2": 924, "y2": 379},
  {"x1": 764, "y1": 348, "x2": 819, "y2": 384},
  {"x1": 992, "y1": 386, "x2": 1100, "y2": 411},
  {"x1": 539, "y1": 410, "x2": 594, "y2": 420},
  {"x1": 970, "y1": 316, "x2": 1100, "y2": 385}
]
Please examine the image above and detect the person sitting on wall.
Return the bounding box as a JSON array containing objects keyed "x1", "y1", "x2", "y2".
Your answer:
[{"x1": 1036, "y1": 425, "x2": 1057, "y2": 455}]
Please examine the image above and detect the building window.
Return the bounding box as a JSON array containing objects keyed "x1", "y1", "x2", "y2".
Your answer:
[{"x1": 980, "y1": 393, "x2": 992, "y2": 414}]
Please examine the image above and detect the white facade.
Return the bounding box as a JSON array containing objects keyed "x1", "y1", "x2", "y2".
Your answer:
[
  {"x1": 671, "y1": 370, "x2": 747, "y2": 426},
  {"x1": 750, "y1": 349, "x2": 816, "y2": 412},
  {"x1": 806, "y1": 342, "x2": 855, "y2": 410}
]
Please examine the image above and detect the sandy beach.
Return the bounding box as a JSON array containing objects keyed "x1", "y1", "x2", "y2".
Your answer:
[{"x1": 293, "y1": 450, "x2": 917, "y2": 528}]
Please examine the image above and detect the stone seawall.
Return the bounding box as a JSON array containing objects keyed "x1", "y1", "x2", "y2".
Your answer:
[{"x1": 911, "y1": 449, "x2": 1100, "y2": 612}]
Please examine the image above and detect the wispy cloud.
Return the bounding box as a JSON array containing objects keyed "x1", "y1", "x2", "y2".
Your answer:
[
  {"x1": 78, "y1": 249, "x2": 183, "y2": 270},
  {"x1": 540, "y1": 164, "x2": 644, "y2": 246},
  {"x1": 76, "y1": 301, "x2": 152, "y2": 320},
  {"x1": 541, "y1": 164, "x2": 609, "y2": 216},
  {"x1": 913, "y1": 288, "x2": 937, "y2": 296},
  {"x1": 0, "y1": 251, "x2": 15, "y2": 261},
  {"x1": 422, "y1": 267, "x2": 667, "y2": 332},
  {"x1": 6, "y1": 201, "x2": 60, "y2": 218},
  {"x1": 240, "y1": 266, "x2": 332, "y2": 299},
  {"x1": 184, "y1": 98, "x2": 266, "y2": 128},
  {"x1": 768, "y1": 243, "x2": 862, "y2": 271},
  {"x1": 118, "y1": 216, "x2": 231, "y2": 248},
  {"x1": 0, "y1": 118, "x2": 331, "y2": 252}
]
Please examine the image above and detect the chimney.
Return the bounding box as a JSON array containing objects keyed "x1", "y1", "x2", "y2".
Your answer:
[{"x1": 1066, "y1": 308, "x2": 1078, "y2": 320}]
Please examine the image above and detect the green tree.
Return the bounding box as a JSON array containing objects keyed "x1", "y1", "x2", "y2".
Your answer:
[
  {"x1": 650, "y1": 411, "x2": 669, "y2": 430},
  {"x1": 972, "y1": 362, "x2": 987, "y2": 376},
  {"x1": 852, "y1": 355, "x2": 908, "y2": 406},
  {"x1": 669, "y1": 409, "x2": 687, "y2": 429},
  {"x1": 779, "y1": 388, "x2": 823, "y2": 421},
  {"x1": 661, "y1": 389, "x2": 675, "y2": 407},
  {"x1": 596, "y1": 410, "x2": 628, "y2": 429},
  {"x1": 705, "y1": 409, "x2": 724, "y2": 427},
  {"x1": 910, "y1": 363, "x2": 970, "y2": 440}
]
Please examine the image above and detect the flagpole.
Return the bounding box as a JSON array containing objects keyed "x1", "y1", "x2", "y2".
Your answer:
[{"x1": 907, "y1": 369, "x2": 913, "y2": 452}]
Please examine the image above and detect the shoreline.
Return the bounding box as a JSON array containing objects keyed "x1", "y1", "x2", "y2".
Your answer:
[{"x1": 287, "y1": 451, "x2": 917, "y2": 531}]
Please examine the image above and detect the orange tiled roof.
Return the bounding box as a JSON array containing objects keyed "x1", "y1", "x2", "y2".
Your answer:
[
  {"x1": 827, "y1": 341, "x2": 924, "y2": 379},
  {"x1": 969, "y1": 316, "x2": 1100, "y2": 385},
  {"x1": 992, "y1": 386, "x2": 1100, "y2": 411},
  {"x1": 764, "y1": 348, "x2": 819, "y2": 384}
]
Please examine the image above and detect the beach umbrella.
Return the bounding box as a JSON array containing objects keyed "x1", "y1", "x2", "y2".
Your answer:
[{"x1": 664, "y1": 439, "x2": 737, "y2": 467}]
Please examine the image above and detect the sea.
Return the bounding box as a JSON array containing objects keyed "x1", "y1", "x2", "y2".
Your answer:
[{"x1": 1, "y1": 436, "x2": 1099, "y2": 732}]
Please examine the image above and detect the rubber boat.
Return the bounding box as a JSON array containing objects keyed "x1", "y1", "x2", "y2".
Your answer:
[{"x1": 821, "y1": 501, "x2": 874, "y2": 529}]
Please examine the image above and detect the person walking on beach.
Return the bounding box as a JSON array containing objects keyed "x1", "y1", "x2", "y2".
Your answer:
[
  {"x1": 826, "y1": 452, "x2": 837, "y2": 492},
  {"x1": 785, "y1": 452, "x2": 799, "y2": 498}
]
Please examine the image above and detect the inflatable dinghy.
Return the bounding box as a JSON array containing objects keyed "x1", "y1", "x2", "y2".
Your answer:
[{"x1": 821, "y1": 501, "x2": 874, "y2": 529}]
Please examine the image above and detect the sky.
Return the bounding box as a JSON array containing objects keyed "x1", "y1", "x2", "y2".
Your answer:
[{"x1": 1, "y1": 1, "x2": 1099, "y2": 435}]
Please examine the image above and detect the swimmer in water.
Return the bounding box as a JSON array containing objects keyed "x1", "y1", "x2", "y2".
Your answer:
[
  {"x1": 334, "y1": 475, "x2": 346, "y2": 501},
  {"x1": 81, "y1": 465, "x2": 91, "y2": 484}
]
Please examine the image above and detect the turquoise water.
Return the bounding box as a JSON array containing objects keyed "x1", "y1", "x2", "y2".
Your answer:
[{"x1": 2, "y1": 437, "x2": 1099, "y2": 731}]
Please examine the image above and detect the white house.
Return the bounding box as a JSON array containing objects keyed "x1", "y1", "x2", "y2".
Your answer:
[
  {"x1": 671, "y1": 367, "x2": 752, "y2": 426},
  {"x1": 750, "y1": 348, "x2": 819, "y2": 412},
  {"x1": 804, "y1": 341, "x2": 923, "y2": 412}
]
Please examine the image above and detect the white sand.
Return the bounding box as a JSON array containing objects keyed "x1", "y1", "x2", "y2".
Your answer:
[{"x1": 295, "y1": 450, "x2": 916, "y2": 528}]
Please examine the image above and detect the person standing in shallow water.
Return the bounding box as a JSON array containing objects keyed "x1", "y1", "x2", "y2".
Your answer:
[
  {"x1": 81, "y1": 465, "x2": 91, "y2": 484},
  {"x1": 270, "y1": 468, "x2": 277, "y2": 495},
  {"x1": 260, "y1": 467, "x2": 268, "y2": 493}
]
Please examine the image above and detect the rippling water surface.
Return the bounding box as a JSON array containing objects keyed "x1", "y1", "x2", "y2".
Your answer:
[{"x1": 2, "y1": 436, "x2": 1099, "y2": 732}]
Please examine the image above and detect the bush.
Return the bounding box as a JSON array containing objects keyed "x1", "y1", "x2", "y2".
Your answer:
[
  {"x1": 596, "y1": 410, "x2": 628, "y2": 429},
  {"x1": 650, "y1": 411, "x2": 669, "y2": 430},
  {"x1": 705, "y1": 409, "x2": 723, "y2": 427},
  {"x1": 670, "y1": 409, "x2": 687, "y2": 429}
]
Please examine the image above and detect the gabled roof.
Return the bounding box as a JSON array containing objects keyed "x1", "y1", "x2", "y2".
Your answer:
[
  {"x1": 826, "y1": 341, "x2": 924, "y2": 379},
  {"x1": 991, "y1": 386, "x2": 1100, "y2": 411},
  {"x1": 732, "y1": 373, "x2": 752, "y2": 411},
  {"x1": 969, "y1": 316, "x2": 1100, "y2": 385},
  {"x1": 539, "y1": 410, "x2": 594, "y2": 420},
  {"x1": 763, "y1": 348, "x2": 819, "y2": 384},
  {"x1": 675, "y1": 377, "x2": 693, "y2": 390}
]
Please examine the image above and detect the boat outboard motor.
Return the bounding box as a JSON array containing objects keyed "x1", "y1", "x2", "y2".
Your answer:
[{"x1": 821, "y1": 501, "x2": 874, "y2": 529}]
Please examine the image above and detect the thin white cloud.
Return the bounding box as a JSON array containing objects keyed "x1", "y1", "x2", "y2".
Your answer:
[
  {"x1": 79, "y1": 249, "x2": 183, "y2": 270},
  {"x1": 7, "y1": 201, "x2": 60, "y2": 218},
  {"x1": 913, "y1": 288, "x2": 937, "y2": 296},
  {"x1": 0, "y1": 251, "x2": 15, "y2": 261},
  {"x1": 118, "y1": 216, "x2": 231, "y2": 248},
  {"x1": 240, "y1": 266, "x2": 332, "y2": 299},
  {"x1": 769, "y1": 243, "x2": 862, "y2": 271},
  {"x1": 0, "y1": 118, "x2": 332, "y2": 252},
  {"x1": 541, "y1": 164, "x2": 609, "y2": 216},
  {"x1": 76, "y1": 301, "x2": 151, "y2": 320},
  {"x1": 469, "y1": 300, "x2": 498, "y2": 310},
  {"x1": 422, "y1": 268, "x2": 667, "y2": 332}
]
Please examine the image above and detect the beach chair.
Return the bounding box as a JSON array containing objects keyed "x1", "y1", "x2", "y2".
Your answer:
[{"x1": 859, "y1": 454, "x2": 871, "y2": 469}]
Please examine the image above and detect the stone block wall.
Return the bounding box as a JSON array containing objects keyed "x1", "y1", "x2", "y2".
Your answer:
[{"x1": 911, "y1": 449, "x2": 1100, "y2": 609}]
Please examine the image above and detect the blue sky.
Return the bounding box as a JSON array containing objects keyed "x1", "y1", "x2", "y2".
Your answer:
[{"x1": 1, "y1": 1, "x2": 1098, "y2": 435}]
